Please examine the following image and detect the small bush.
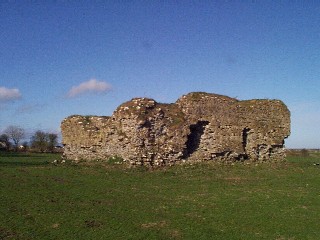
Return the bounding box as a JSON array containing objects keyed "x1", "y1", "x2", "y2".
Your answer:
[{"x1": 300, "y1": 148, "x2": 309, "y2": 157}]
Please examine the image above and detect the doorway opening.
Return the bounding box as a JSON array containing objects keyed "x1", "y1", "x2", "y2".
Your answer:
[
  {"x1": 241, "y1": 128, "x2": 251, "y2": 160},
  {"x1": 185, "y1": 121, "x2": 209, "y2": 156}
]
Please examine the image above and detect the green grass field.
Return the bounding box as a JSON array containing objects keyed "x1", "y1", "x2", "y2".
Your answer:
[{"x1": 1, "y1": 152, "x2": 320, "y2": 239}]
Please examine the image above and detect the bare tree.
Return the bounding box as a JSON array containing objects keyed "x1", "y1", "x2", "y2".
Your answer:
[
  {"x1": 30, "y1": 131, "x2": 58, "y2": 153},
  {"x1": 31, "y1": 130, "x2": 48, "y2": 152},
  {"x1": 0, "y1": 134, "x2": 11, "y2": 151},
  {"x1": 47, "y1": 133, "x2": 58, "y2": 152},
  {"x1": 5, "y1": 126, "x2": 25, "y2": 151}
]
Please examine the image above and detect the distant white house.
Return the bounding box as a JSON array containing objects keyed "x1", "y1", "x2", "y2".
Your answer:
[{"x1": 0, "y1": 141, "x2": 7, "y2": 149}]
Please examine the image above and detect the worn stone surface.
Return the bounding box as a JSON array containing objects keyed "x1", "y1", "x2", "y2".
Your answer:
[{"x1": 61, "y1": 92, "x2": 290, "y2": 165}]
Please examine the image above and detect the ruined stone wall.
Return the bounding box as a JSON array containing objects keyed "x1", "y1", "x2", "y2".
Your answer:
[
  {"x1": 175, "y1": 93, "x2": 290, "y2": 162},
  {"x1": 61, "y1": 92, "x2": 290, "y2": 165}
]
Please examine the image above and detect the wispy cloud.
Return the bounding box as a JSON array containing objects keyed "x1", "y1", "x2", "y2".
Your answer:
[
  {"x1": 0, "y1": 86, "x2": 21, "y2": 102},
  {"x1": 67, "y1": 79, "x2": 112, "y2": 98},
  {"x1": 15, "y1": 103, "x2": 46, "y2": 114}
]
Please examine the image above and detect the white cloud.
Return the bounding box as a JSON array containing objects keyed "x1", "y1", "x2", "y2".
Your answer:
[
  {"x1": 0, "y1": 87, "x2": 21, "y2": 102},
  {"x1": 67, "y1": 79, "x2": 112, "y2": 98}
]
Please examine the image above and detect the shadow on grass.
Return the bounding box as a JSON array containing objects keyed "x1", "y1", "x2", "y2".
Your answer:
[
  {"x1": 0, "y1": 152, "x2": 47, "y2": 158},
  {"x1": 0, "y1": 152, "x2": 60, "y2": 167},
  {"x1": 0, "y1": 161, "x2": 50, "y2": 167}
]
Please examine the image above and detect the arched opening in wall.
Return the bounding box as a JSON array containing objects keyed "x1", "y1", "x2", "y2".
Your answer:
[
  {"x1": 241, "y1": 128, "x2": 251, "y2": 160},
  {"x1": 185, "y1": 121, "x2": 209, "y2": 156}
]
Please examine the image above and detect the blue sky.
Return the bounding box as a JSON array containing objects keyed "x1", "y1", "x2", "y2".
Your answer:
[{"x1": 0, "y1": 1, "x2": 319, "y2": 148}]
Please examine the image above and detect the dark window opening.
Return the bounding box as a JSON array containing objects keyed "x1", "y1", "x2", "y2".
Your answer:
[
  {"x1": 185, "y1": 121, "x2": 209, "y2": 156},
  {"x1": 241, "y1": 128, "x2": 251, "y2": 160}
]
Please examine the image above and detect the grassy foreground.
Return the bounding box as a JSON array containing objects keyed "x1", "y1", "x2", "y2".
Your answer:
[{"x1": 0, "y1": 152, "x2": 320, "y2": 240}]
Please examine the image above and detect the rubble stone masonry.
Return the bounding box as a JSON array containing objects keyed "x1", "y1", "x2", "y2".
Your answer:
[{"x1": 61, "y1": 92, "x2": 290, "y2": 166}]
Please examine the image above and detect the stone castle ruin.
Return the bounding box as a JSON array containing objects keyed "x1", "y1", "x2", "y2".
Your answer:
[{"x1": 61, "y1": 92, "x2": 290, "y2": 166}]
